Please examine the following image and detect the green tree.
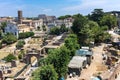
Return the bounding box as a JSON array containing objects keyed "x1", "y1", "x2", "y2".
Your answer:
[
  {"x1": 100, "y1": 14, "x2": 117, "y2": 29},
  {"x1": 18, "y1": 50, "x2": 25, "y2": 59},
  {"x1": 72, "y1": 14, "x2": 110, "y2": 45},
  {"x1": 16, "y1": 40, "x2": 25, "y2": 49},
  {"x1": 55, "y1": 46, "x2": 70, "y2": 78},
  {"x1": 71, "y1": 14, "x2": 89, "y2": 45},
  {"x1": 50, "y1": 25, "x2": 68, "y2": 35},
  {"x1": 38, "y1": 58, "x2": 47, "y2": 66},
  {"x1": 19, "y1": 32, "x2": 34, "y2": 39},
  {"x1": 60, "y1": 24, "x2": 68, "y2": 33},
  {"x1": 0, "y1": 22, "x2": 7, "y2": 32},
  {"x1": 91, "y1": 25, "x2": 111, "y2": 43},
  {"x1": 89, "y1": 9, "x2": 104, "y2": 24},
  {"x1": 58, "y1": 15, "x2": 71, "y2": 20},
  {"x1": 65, "y1": 34, "x2": 79, "y2": 57},
  {"x1": 4, "y1": 54, "x2": 17, "y2": 62},
  {"x1": 2, "y1": 33, "x2": 17, "y2": 44},
  {"x1": 71, "y1": 14, "x2": 88, "y2": 34},
  {"x1": 46, "y1": 46, "x2": 70, "y2": 78},
  {"x1": 49, "y1": 27, "x2": 60, "y2": 35},
  {"x1": 84, "y1": 21, "x2": 100, "y2": 44},
  {"x1": 32, "y1": 65, "x2": 58, "y2": 80}
]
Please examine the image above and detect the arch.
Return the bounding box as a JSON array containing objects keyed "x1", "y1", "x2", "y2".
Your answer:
[{"x1": 26, "y1": 53, "x2": 40, "y2": 65}]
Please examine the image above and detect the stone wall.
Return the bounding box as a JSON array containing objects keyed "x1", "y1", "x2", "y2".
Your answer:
[{"x1": 103, "y1": 61, "x2": 120, "y2": 80}]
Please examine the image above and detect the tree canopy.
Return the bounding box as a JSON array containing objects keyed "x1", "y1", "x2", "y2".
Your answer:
[
  {"x1": 19, "y1": 32, "x2": 34, "y2": 39},
  {"x1": 0, "y1": 22, "x2": 7, "y2": 32},
  {"x1": 3, "y1": 54, "x2": 17, "y2": 62},
  {"x1": 32, "y1": 65, "x2": 58, "y2": 80},
  {"x1": 71, "y1": 14, "x2": 88, "y2": 34},
  {"x1": 65, "y1": 34, "x2": 79, "y2": 57},
  {"x1": 16, "y1": 40, "x2": 25, "y2": 49},
  {"x1": 46, "y1": 46, "x2": 70, "y2": 78},
  {"x1": 88, "y1": 9, "x2": 104, "y2": 24},
  {"x1": 58, "y1": 15, "x2": 72, "y2": 20},
  {"x1": 100, "y1": 14, "x2": 117, "y2": 29},
  {"x1": 71, "y1": 14, "x2": 111, "y2": 45},
  {"x1": 49, "y1": 25, "x2": 68, "y2": 35},
  {"x1": 2, "y1": 33, "x2": 17, "y2": 44}
]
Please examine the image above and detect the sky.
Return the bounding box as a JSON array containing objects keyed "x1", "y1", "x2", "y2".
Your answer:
[{"x1": 0, "y1": 0, "x2": 120, "y2": 17}]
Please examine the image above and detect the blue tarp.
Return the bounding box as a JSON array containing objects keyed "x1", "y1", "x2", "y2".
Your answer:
[
  {"x1": 76, "y1": 49, "x2": 93, "y2": 56},
  {"x1": 59, "y1": 77, "x2": 64, "y2": 80}
]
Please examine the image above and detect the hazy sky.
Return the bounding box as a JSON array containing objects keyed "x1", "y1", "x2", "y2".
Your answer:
[{"x1": 0, "y1": 0, "x2": 120, "y2": 17}]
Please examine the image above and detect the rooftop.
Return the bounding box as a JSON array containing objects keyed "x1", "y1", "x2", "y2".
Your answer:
[
  {"x1": 68, "y1": 56, "x2": 87, "y2": 68},
  {"x1": 76, "y1": 49, "x2": 93, "y2": 56}
]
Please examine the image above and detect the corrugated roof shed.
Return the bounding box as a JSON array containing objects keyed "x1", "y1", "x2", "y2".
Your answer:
[{"x1": 68, "y1": 56, "x2": 87, "y2": 69}]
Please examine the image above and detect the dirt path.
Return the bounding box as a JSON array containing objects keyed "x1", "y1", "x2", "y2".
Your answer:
[{"x1": 79, "y1": 44, "x2": 105, "y2": 80}]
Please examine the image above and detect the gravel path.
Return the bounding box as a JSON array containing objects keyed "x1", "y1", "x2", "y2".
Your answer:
[
  {"x1": 79, "y1": 44, "x2": 105, "y2": 80},
  {"x1": 67, "y1": 44, "x2": 106, "y2": 80}
]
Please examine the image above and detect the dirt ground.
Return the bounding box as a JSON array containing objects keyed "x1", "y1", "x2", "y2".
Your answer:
[{"x1": 0, "y1": 43, "x2": 16, "y2": 59}]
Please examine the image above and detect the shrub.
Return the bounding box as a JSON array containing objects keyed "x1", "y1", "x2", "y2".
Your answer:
[
  {"x1": 16, "y1": 40, "x2": 25, "y2": 49},
  {"x1": 4, "y1": 54, "x2": 17, "y2": 62},
  {"x1": 2, "y1": 33, "x2": 17, "y2": 44},
  {"x1": 19, "y1": 32, "x2": 34, "y2": 39}
]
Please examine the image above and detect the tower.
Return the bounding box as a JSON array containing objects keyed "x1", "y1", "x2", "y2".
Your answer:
[{"x1": 18, "y1": 10, "x2": 23, "y2": 24}]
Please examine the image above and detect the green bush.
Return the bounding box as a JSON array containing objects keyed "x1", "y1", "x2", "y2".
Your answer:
[
  {"x1": 2, "y1": 33, "x2": 17, "y2": 44},
  {"x1": 16, "y1": 40, "x2": 25, "y2": 49},
  {"x1": 18, "y1": 50, "x2": 25, "y2": 60},
  {"x1": 49, "y1": 25, "x2": 68, "y2": 35},
  {"x1": 19, "y1": 32, "x2": 34, "y2": 39},
  {"x1": 4, "y1": 54, "x2": 17, "y2": 62}
]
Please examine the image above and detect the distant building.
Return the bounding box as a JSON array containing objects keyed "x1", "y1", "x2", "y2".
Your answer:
[
  {"x1": 32, "y1": 19, "x2": 44, "y2": 30},
  {"x1": 46, "y1": 16, "x2": 56, "y2": 22},
  {"x1": 18, "y1": 10, "x2": 23, "y2": 24},
  {"x1": 107, "y1": 11, "x2": 120, "y2": 17},
  {"x1": 64, "y1": 17, "x2": 74, "y2": 28},
  {"x1": 22, "y1": 20, "x2": 32, "y2": 27},
  {"x1": 0, "y1": 17, "x2": 14, "y2": 23},
  {"x1": 18, "y1": 24, "x2": 32, "y2": 33},
  {"x1": 106, "y1": 11, "x2": 120, "y2": 28},
  {"x1": 38, "y1": 14, "x2": 57, "y2": 25},
  {"x1": 38, "y1": 14, "x2": 47, "y2": 22},
  {"x1": 55, "y1": 20, "x2": 64, "y2": 27},
  {"x1": 5, "y1": 22, "x2": 19, "y2": 38}
]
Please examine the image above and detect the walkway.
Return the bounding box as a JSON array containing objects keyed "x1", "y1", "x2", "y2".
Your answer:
[
  {"x1": 79, "y1": 44, "x2": 105, "y2": 80},
  {"x1": 67, "y1": 44, "x2": 106, "y2": 80}
]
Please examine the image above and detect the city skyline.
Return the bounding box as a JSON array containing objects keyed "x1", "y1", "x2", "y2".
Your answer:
[{"x1": 0, "y1": 0, "x2": 120, "y2": 17}]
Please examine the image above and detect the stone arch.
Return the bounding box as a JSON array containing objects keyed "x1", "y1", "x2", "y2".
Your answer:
[{"x1": 26, "y1": 53, "x2": 40, "y2": 65}]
